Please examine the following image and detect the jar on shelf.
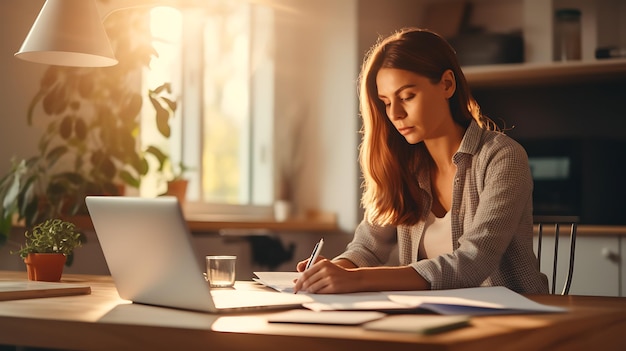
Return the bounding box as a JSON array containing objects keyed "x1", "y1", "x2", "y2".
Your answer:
[{"x1": 554, "y1": 8, "x2": 582, "y2": 61}]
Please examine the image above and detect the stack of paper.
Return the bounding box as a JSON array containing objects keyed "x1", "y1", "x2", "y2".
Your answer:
[{"x1": 253, "y1": 272, "x2": 566, "y2": 316}]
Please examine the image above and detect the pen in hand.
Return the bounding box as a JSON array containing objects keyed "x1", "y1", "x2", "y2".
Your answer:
[
  {"x1": 295, "y1": 238, "x2": 324, "y2": 294},
  {"x1": 305, "y1": 238, "x2": 324, "y2": 271}
]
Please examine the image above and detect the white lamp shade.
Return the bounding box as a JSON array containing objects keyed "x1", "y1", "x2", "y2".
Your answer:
[{"x1": 15, "y1": 0, "x2": 118, "y2": 67}]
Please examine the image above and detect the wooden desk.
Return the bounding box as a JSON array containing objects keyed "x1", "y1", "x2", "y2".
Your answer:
[{"x1": 0, "y1": 271, "x2": 625, "y2": 351}]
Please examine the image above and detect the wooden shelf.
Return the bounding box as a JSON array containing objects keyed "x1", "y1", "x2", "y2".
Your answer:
[
  {"x1": 464, "y1": 58, "x2": 626, "y2": 88},
  {"x1": 185, "y1": 211, "x2": 338, "y2": 233},
  {"x1": 14, "y1": 212, "x2": 338, "y2": 234}
]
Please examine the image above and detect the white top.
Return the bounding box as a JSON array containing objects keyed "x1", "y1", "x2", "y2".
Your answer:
[{"x1": 418, "y1": 211, "x2": 453, "y2": 259}]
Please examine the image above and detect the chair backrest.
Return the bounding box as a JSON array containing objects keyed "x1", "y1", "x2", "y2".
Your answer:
[{"x1": 534, "y1": 215, "x2": 578, "y2": 295}]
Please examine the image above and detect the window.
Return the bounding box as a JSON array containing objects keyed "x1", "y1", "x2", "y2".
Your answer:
[
  {"x1": 140, "y1": 7, "x2": 182, "y2": 198},
  {"x1": 142, "y1": 3, "x2": 274, "y2": 207}
]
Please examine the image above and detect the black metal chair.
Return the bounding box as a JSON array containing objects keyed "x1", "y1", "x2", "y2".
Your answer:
[{"x1": 534, "y1": 215, "x2": 579, "y2": 295}]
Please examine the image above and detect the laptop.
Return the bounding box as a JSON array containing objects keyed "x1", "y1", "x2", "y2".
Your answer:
[{"x1": 85, "y1": 196, "x2": 310, "y2": 313}]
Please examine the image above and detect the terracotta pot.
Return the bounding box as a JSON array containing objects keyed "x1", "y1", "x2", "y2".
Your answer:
[
  {"x1": 24, "y1": 253, "x2": 67, "y2": 282},
  {"x1": 166, "y1": 179, "x2": 189, "y2": 205}
]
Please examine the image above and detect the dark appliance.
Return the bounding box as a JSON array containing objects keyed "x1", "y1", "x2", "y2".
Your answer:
[{"x1": 520, "y1": 138, "x2": 626, "y2": 225}]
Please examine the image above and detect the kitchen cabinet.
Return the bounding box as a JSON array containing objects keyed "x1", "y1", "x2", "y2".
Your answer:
[
  {"x1": 535, "y1": 228, "x2": 625, "y2": 297},
  {"x1": 569, "y1": 235, "x2": 621, "y2": 296}
]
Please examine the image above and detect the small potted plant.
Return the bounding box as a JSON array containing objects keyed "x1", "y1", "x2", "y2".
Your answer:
[
  {"x1": 145, "y1": 82, "x2": 189, "y2": 203},
  {"x1": 163, "y1": 160, "x2": 192, "y2": 203},
  {"x1": 14, "y1": 219, "x2": 82, "y2": 282}
]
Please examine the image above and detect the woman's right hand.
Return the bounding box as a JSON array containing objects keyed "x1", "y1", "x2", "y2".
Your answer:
[
  {"x1": 294, "y1": 258, "x2": 359, "y2": 294},
  {"x1": 296, "y1": 255, "x2": 327, "y2": 272}
]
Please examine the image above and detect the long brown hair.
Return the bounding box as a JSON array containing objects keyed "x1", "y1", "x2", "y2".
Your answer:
[{"x1": 358, "y1": 28, "x2": 494, "y2": 226}]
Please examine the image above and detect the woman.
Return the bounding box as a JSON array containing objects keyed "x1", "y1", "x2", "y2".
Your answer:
[{"x1": 294, "y1": 28, "x2": 548, "y2": 294}]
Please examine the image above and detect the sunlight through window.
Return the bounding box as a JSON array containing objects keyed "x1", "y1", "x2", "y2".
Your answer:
[
  {"x1": 141, "y1": 7, "x2": 182, "y2": 198},
  {"x1": 143, "y1": 2, "x2": 274, "y2": 207}
]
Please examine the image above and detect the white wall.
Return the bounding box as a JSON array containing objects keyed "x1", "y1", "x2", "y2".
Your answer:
[
  {"x1": 273, "y1": 0, "x2": 360, "y2": 232},
  {"x1": 0, "y1": 1, "x2": 46, "y2": 173}
]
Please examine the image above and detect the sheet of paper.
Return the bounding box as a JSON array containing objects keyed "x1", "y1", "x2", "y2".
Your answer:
[
  {"x1": 253, "y1": 271, "x2": 301, "y2": 293},
  {"x1": 384, "y1": 286, "x2": 567, "y2": 315},
  {"x1": 254, "y1": 272, "x2": 416, "y2": 311},
  {"x1": 302, "y1": 292, "x2": 417, "y2": 312},
  {"x1": 267, "y1": 310, "x2": 386, "y2": 325},
  {"x1": 363, "y1": 315, "x2": 471, "y2": 334}
]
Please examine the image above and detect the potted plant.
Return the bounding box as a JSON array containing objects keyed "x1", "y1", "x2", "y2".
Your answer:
[
  {"x1": 0, "y1": 7, "x2": 171, "y2": 244},
  {"x1": 145, "y1": 82, "x2": 190, "y2": 203},
  {"x1": 14, "y1": 218, "x2": 82, "y2": 282},
  {"x1": 145, "y1": 150, "x2": 191, "y2": 204},
  {"x1": 163, "y1": 160, "x2": 192, "y2": 204}
]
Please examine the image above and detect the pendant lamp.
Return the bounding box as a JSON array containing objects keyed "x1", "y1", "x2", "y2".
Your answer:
[{"x1": 15, "y1": 0, "x2": 118, "y2": 67}]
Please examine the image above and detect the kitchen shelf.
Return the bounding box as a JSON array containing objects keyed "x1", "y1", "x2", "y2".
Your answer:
[{"x1": 464, "y1": 58, "x2": 626, "y2": 88}]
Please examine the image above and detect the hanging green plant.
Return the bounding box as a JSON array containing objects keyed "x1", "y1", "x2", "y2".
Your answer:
[{"x1": 0, "y1": 6, "x2": 172, "y2": 244}]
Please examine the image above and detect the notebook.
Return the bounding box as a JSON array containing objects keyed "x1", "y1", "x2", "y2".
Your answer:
[
  {"x1": 0, "y1": 281, "x2": 91, "y2": 301},
  {"x1": 85, "y1": 196, "x2": 310, "y2": 313}
]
